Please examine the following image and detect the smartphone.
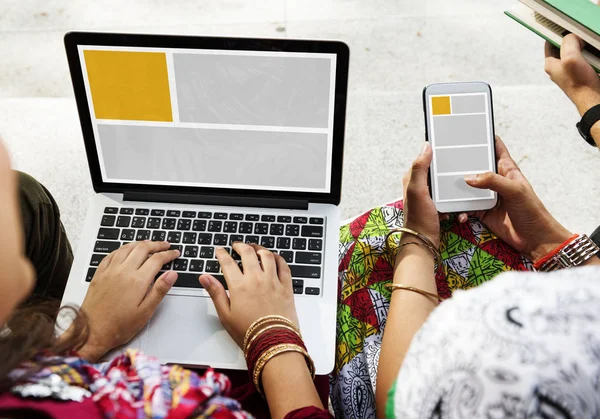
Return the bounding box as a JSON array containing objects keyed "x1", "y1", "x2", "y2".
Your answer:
[{"x1": 423, "y1": 82, "x2": 498, "y2": 213}]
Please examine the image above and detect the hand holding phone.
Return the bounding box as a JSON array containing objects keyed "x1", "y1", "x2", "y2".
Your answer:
[{"x1": 423, "y1": 82, "x2": 498, "y2": 213}]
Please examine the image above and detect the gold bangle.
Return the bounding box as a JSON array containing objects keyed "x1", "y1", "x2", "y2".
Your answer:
[
  {"x1": 385, "y1": 283, "x2": 442, "y2": 303},
  {"x1": 243, "y1": 315, "x2": 300, "y2": 351},
  {"x1": 243, "y1": 324, "x2": 301, "y2": 356},
  {"x1": 252, "y1": 343, "x2": 316, "y2": 396},
  {"x1": 385, "y1": 227, "x2": 442, "y2": 271}
]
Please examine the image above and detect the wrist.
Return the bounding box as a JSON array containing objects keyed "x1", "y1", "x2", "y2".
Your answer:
[
  {"x1": 573, "y1": 89, "x2": 600, "y2": 116},
  {"x1": 528, "y1": 225, "x2": 573, "y2": 262},
  {"x1": 77, "y1": 341, "x2": 107, "y2": 363}
]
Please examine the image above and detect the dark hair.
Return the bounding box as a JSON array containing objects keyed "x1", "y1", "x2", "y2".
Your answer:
[{"x1": 0, "y1": 299, "x2": 88, "y2": 391}]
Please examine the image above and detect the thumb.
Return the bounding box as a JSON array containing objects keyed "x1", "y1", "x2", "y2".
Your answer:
[
  {"x1": 199, "y1": 275, "x2": 230, "y2": 319},
  {"x1": 142, "y1": 270, "x2": 177, "y2": 315},
  {"x1": 408, "y1": 142, "x2": 433, "y2": 188},
  {"x1": 464, "y1": 172, "x2": 522, "y2": 198}
]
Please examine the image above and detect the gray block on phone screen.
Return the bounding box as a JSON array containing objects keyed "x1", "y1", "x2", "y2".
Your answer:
[
  {"x1": 436, "y1": 174, "x2": 492, "y2": 201},
  {"x1": 435, "y1": 146, "x2": 490, "y2": 173},
  {"x1": 451, "y1": 94, "x2": 486, "y2": 114},
  {"x1": 432, "y1": 114, "x2": 488, "y2": 146}
]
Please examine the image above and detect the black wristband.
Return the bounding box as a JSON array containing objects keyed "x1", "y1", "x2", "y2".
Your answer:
[{"x1": 577, "y1": 103, "x2": 600, "y2": 147}]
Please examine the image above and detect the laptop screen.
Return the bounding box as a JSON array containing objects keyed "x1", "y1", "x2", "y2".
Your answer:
[{"x1": 77, "y1": 45, "x2": 337, "y2": 193}]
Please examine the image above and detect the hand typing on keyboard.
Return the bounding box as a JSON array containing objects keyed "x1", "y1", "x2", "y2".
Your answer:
[
  {"x1": 75, "y1": 241, "x2": 180, "y2": 362},
  {"x1": 199, "y1": 242, "x2": 299, "y2": 349}
]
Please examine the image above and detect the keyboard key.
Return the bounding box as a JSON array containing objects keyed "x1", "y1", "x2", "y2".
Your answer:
[
  {"x1": 292, "y1": 279, "x2": 304, "y2": 288},
  {"x1": 302, "y1": 226, "x2": 323, "y2": 238},
  {"x1": 305, "y1": 287, "x2": 320, "y2": 295},
  {"x1": 277, "y1": 216, "x2": 292, "y2": 223},
  {"x1": 101, "y1": 215, "x2": 116, "y2": 226},
  {"x1": 167, "y1": 210, "x2": 181, "y2": 217},
  {"x1": 286, "y1": 225, "x2": 300, "y2": 236},
  {"x1": 90, "y1": 254, "x2": 106, "y2": 267},
  {"x1": 147, "y1": 217, "x2": 161, "y2": 229},
  {"x1": 308, "y1": 239, "x2": 323, "y2": 251},
  {"x1": 309, "y1": 217, "x2": 324, "y2": 225},
  {"x1": 229, "y1": 234, "x2": 244, "y2": 245},
  {"x1": 120, "y1": 208, "x2": 134, "y2": 215},
  {"x1": 295, "y1": 252, "x2": 322, "y2": 264},
  {"x1": 200, "y1": 247, "x2": 214, "y2": 258},
  {"x1": 132, "y1": 217, "x2": 146, "y2": 228},
  {"x1": 135, "y1": 208, "x2": 150, "y2": 215},
  {"x1": 293, "y1": 287, "x2": 303, "y2": 294},
  {"x1": 167, "y1": 231, "x2": 181, "y2": 243},
  {"x1": 193, "y1": 220, "x2": 207, "y2": 231},
  {"x1": 177, "y1": 219, "x2": 192, "y2": 231},
  {"x1": 197, "y1": 212, "x2": 212, "y2": 219},
  {"x1": 280, "y1": 251, "x2": 293, "y2": 263},
  {"x1": 183, "y1": 232, "x2": 197, "y2": 244},
  {"x1": 104, "y1": 207, "x2": 118, "y2": 214},
  {"x1": 230, "y1": 213, "x2": 243, "y2": 220},
  {"x1": 173, "y1": 258, "x2": 188, "y2": 271},
  {"x1": 169, "y1": 244, "x2": 183, "y2": 253},
  {"x1": 254, "y1": 223, "x2": 269, "y2": 235},
  {"x1": 290, "y1": 265, "x2": 321, "y2": 279},
  {"x1": 206, "y1": 260, "x2": 220, "y2": 273},
  {"x1": 182, "y1": 211, "x2": 196, "y2": 218},
  {"x1": 184, "y1": 245, "x2": 199, "y2": 258},
  {"x1": 293, "y1": 216, "x2": 308, "y2": 224},
  {"x1": 120, "y1": 229, "x2": 134, "y2": 241},
  {"x1": 213, "y1": 234, "x2": 228, "y2": 245},
  {"x1": 270, "y1": 224, "x2": 284, "y2": 236},
  {"x1": 276, "y1": 237, "x2": 291, "y2": 249},
  {"x1": 232, "y1": 250, "x2": 241, "y2": 260},
  {"x1": 94, "y1": 241, "x2": 120, "y2": 253},
  {"x1": 261, "y1": 236, "x2": 275, "y2": 249},
  {"x1": 208, "y1": 221, "x2": 222, "y2": 232},
  {"x1": 86, "y1": 268, "x2": 96, "y2": 282},
  {"x1": 151, "y1": 230, "x2": 166, "y2": 242},
  {"x1": 97, "y1": 228, "x2": 119, "y2": 240},
  {"x1": 162, "y1": 218, "x2": 176, "y2": 230},
  {"x1": 292, "y1": 238, "x2": 307, "y2": 250},
  {"x1": 224, "y1": 221, "x2": 238, "y2": 233},
  {"x1": 151, "y1": 209, "x2": 165, "y2": 216},
  {"x1": 198, "y1": 233, "x2": 212, "y2": 244},
  {"x1": 239, "y1": 222, "x2": 253, "y2": 234},
  {"x1": 245, "y1": 214, "x2": 260, "y2": 221},
  {"x1": 214, "y1": 213, "x2": 227, "y2": 219},
  {"x1": 245, "y1": 235, "x2": 259, "y2": 244},
  {"x1": 162, "y1": 261, "x2": 172, "y2": 270},
  {"x1": 136, "y1": 230, "x2": 151, "y2": 241},
  {"x1": 261, "y1": 215, "x2": 276, "y2": 222},
  {"x1": 189, "y1": 259, "x2": 204, "y2": 272}
]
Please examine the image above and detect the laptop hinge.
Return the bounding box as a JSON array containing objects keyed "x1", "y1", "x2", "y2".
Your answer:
[{"x1": 123, "y1": 191, "x2": 310, "y2": 211}]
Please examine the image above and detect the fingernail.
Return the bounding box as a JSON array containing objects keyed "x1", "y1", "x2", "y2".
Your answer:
[
  {"x1": 215, "y1": 246, "x2": 224, "y2": 253},
  {"x1": 199, "y1": 275, "x2": 211, "y2": 290},
  {"x1": 421, "y1": 143, "x2": 428, "y2": 154},
  {"x1": 464, "y1": 175, "x2": 477, "y2": 182},
  {"x1": 164, "y1": 271, "x2": 177, "y2": 285},
  {"x1": 458, "y1": 214, "x2": 467, "y2": 223}
]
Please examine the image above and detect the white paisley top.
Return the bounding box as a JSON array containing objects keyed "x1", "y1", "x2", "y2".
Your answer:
[{"x1": 387, "y1": 266, "x2": 600, "y2": 419}]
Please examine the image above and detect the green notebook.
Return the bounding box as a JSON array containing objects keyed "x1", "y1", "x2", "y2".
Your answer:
[{"x1": 505, "y1": 0, "x2": 600, "y2": 72}]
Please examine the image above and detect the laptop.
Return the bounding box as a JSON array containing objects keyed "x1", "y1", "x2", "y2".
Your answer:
[{"x1": 60, "y1": 32, "x2": 349, "y2": 373}]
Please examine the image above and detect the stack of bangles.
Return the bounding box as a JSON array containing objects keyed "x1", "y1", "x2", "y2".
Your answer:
[
  {"x1": 384, "y1": 227, "x2": 444, "y2": 304},
  {"x1": 244, "y1": 315, "x2": 315, "y2": 396}
]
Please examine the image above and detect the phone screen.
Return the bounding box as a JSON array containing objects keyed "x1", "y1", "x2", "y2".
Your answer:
[{"x1": 425, "y1": 84, "x2": 496, "y2": 209}]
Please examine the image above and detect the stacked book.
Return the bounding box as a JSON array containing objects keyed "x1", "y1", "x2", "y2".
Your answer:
[{"x1": 505, "y1": 0, "x2": 600, "y2": 72}]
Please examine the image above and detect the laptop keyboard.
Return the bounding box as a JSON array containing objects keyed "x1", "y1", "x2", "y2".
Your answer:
[{"x1": 88, "y1": 206, "x2": 326, "y2": 296}]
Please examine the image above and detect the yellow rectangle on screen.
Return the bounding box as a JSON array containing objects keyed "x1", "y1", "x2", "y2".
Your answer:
[
  {"x1": 84, "y1": 50, "x2": 173, "y2": 122},
  {"x1": 431, "y1": 96, "x2": 451, "y2": 115}
]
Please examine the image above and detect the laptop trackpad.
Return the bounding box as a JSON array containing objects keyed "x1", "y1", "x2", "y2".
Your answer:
[{"x1": 143, "y1": 294, "x2": 240, "y2": 365}]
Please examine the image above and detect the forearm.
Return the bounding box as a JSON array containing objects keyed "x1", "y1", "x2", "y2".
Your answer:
[
  {"x1": 375, "y1": 238, "x2": 437, "y2": 418},
  {"x1": 262, "y1": 352, "x2": 323, "y2": 419},
  {"x1": 591, "y1": 122, "x2": 600, "y2": 147}
]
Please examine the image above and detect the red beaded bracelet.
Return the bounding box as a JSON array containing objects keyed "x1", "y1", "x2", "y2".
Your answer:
[{"x1": 533, "y1": 234, "x2": 579, "y2": 270}]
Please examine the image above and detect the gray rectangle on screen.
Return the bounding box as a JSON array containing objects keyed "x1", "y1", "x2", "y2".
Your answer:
[
  {"x1": 436, "y1": 174, "x2": 492, "y2": 201},
  {"x1": 432, "y1": 114, "x2": 488, "y2": 146},
  {"x1": 435, "y1": 146, "x2": 490, "y2": 173},
  {"x1": 173, "y1": 53, "x2": 331, "y2": 128},
  {"x1": 451, "y1": 94, "x2": 486, "y2": 114},
  {"x1": 98, "y1": 124, "x2": 328, "y2": 190}
]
